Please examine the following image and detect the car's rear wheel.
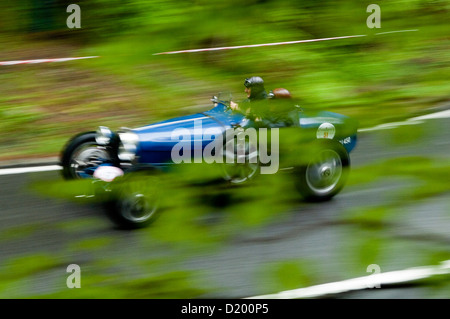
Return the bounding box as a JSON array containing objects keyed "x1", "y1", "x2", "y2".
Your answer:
[
  {"x1": 220, "y1": 129, "x2": 259, "y2": 184},
  {"x1": 105, "y1": 168, "x2": 160, "y2": 229},
  {"x1": 294, "y1": 140, "x2": 350, "y2": 202}
]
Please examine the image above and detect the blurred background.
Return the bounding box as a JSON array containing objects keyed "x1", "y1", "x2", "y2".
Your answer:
[{"x1": 0, "y1": 0, "x2": 449, "y2": 298}]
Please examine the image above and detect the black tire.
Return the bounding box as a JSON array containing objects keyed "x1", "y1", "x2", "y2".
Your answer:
[
  {"x1": 60, "y1": 132, "x2": 111, "y2": 180},
  {"x1": 220, "y1": 128, "x2": 260, "y2": 184},
  {"x1": 294, "y1": 140, "x2": 350, "y2": 202},
  {"x1": 104, "y1": 167, "x2": 161, "y2": 229}
]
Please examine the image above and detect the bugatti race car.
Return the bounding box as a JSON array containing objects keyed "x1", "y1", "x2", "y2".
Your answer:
[{"x1": 61, "y1": 94, "x2": 358, "y2": 228}]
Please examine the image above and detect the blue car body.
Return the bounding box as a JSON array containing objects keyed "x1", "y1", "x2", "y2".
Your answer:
[{"x1": 129, "y1": 102, "x2": 357, "y2": 167}]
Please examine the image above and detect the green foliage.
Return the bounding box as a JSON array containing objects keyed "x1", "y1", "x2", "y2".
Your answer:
[
  {"x1": 259, "y1": 260, "x2": 315, "y2": 292},
  {"x1": 1, "y1": 0, "x2": 449, "y2": 298},
  {"x1": 0, "y1": 254, "x2": 63, "y2": 297}
]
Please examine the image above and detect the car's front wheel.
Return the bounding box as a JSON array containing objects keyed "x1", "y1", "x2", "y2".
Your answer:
[
  {"x1": 61, "y1": 132, "x2": 112, "y2": 180},
  {"x1": 294, "y1": 140, "x2": 350, "y2": 202}
]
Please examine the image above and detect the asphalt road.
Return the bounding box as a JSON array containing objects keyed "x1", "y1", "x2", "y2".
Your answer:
[{"x1": 0, "y1": 116, "x2": 449, "y2": 299}]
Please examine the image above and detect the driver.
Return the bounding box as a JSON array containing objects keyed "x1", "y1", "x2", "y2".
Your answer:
[
  {"x1": 230, "y1": 76, "x2": 295, "y2": 127},
  {"x1": 243, "y1": 76, "x2": 268, "y2": 102},
  {"x1": 230, "y1": 76, "x2": 268, "y2": 113}
]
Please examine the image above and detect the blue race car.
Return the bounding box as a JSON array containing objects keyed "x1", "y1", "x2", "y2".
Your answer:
[{"x1": 61, "y1": 94, "x2": 358, "y2": 228}]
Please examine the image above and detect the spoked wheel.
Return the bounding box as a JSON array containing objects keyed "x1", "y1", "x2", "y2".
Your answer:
[
  {"x1": 117, "y1": 188, "x2": 158, "y2": 225},
  {"x1": 61, "y1": 132, "x2": 111, "y2": 180},
  {"x1": 305, "y1": 149, "x2": 343, "y2": 195},
  {"x1": 105, "y1": 169, "x2": 160, "y2": 229},
  {"x1": 295, "y1": 140, "x2": 350, "y2": 202},
  {"x1": 221, "y1": 130, "x2": 259, "y2": 184},
  {"x1": 70, "y1": 143, "x2": 111, "y2": 178}
]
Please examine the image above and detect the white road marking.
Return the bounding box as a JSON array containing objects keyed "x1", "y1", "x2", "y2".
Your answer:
[
  {"x1": 0, "y1": 56, "x2": 99, "y2": 66},
  {"x1": 358, "y1": 109, "x2": 450, "y2": 133},
  {"x1": 357, "y1": 120, "x2": 424, "y2": 132},
  {"x1": 153, "y1": 30, "x2": 418, "y2": 55},
  {"x1": 153, "y1": 35, "x2": 367, "y2": 55},
  {"x1": 408, "y1": 109, "x2": 450, "y2": 121},
  {"x1": 246, "y1": 260, "x2": 450, "y2": 299},
  {"x1": 375, "y1": 29, "x2": 419, "y2": 35},
  {"x1": 0, "y1": 165, "x2": 62, "y2": 176}
]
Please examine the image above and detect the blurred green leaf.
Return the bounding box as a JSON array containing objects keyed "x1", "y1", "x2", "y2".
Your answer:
[{"x1": 259, "y1": 260, "x2": 315, "y2": 292}]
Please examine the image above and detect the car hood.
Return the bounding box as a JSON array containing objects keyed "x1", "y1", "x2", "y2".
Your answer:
[{"x1": 131, "y1": 111, "x2": 226, "y2": 151}]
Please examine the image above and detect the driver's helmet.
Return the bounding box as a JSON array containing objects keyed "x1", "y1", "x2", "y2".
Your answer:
[{"x1": 244, "y1": 76, "x2": 267, "y2": 100}]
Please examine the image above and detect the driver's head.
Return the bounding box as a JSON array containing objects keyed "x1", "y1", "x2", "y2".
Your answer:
[{"x1": 244, "y1": 76, "x2": 266, "y2": 100}]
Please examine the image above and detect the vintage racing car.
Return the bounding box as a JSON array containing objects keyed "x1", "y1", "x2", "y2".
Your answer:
[{"x1": 60, "y1": 94, "x2": 358, "y2": 228}]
